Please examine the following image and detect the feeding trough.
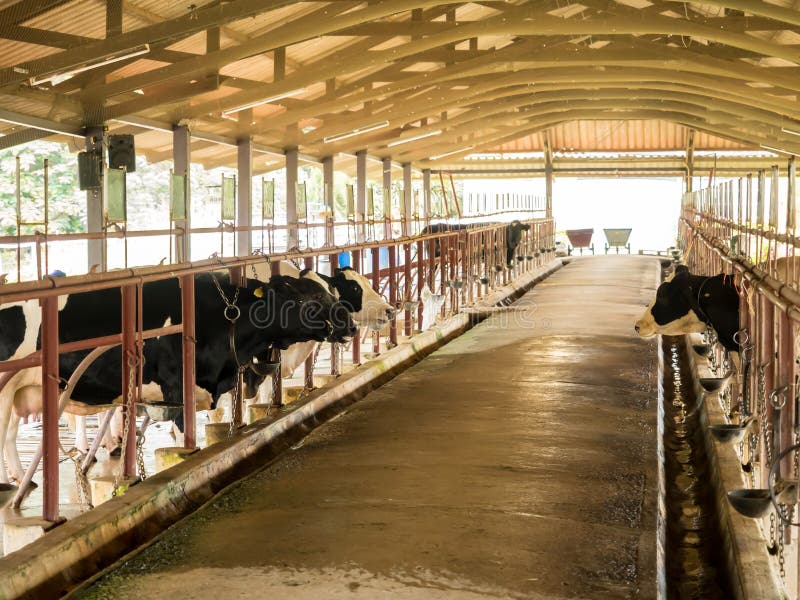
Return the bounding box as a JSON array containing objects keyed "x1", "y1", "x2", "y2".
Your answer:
[
  {"x1": 603, "y1": 228, "x2": 632, "y2": 254},
  {"x1": 565, "y1": 229, "x2": 594, "y2": 255}
]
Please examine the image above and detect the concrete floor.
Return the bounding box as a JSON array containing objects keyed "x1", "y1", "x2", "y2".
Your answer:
[{"x1": 78, "y1": 256, "x2": 661, "y2": 600}]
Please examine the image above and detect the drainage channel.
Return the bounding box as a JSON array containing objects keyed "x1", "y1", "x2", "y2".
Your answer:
[{"x1": 659, "y1": 336, "x2": 734, "y2": 598}]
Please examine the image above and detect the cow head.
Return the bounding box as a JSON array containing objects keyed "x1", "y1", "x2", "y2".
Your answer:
[
  {"x1": 297, "y1": 268, "x2": 357, "y2": 343},
  {"x1": 635, "y1": 265, "x2": 706, "y2": 337},
  {"x1": 325, "y1": 267, "x2": 395, "y2": 328}
]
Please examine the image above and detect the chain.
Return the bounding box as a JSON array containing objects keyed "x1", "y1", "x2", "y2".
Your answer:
[
  {"x1": 779, "y1": 506, "x2": 787, "y2": 578},
  {"x1": 63, "y1": 445, "x2": 92, "y2": 510},
  {"x1": 112, "y1": 355, "x2": 137, "y2": 497},
  {"x1": 297, "y1": 343, "x2": 324, "y2": 403},
  {"x1": 759, "y1": 365, "x2": 774, "y2": 466},
  {"x1": 136, "y1": 427, "x2": 147, "y2": 481},
  {"x1": 770, "y1": 511, "x2": 777, "y2": 551}
]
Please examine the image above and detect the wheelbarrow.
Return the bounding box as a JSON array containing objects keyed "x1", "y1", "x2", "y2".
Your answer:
[
  {"x1": 565, "y1": 228, "x2": 594, "y2": 255},
  {"x1": 603, "y1": 228, "x2": 632, "y2": 254}
]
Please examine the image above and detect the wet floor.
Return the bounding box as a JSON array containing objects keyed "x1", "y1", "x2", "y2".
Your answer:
[{"x1": 77, "y1": 256, "x2": 660, "y2": 599}]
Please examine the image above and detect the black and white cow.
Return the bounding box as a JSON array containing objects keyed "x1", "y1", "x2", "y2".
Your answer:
[
  {"x1": 634, "y1": 265, "x2": 739, "y2": 352},
  {"x1": 420, "y1": 220, "x2": 532, "y2": 267},
  {"x1": 0, "y1": 271, "x2": 352, "y2": 482}
]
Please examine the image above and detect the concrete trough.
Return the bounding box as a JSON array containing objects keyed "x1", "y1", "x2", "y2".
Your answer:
[{"x1": 0, "y1": 260, "x2": 563, "y2": 600}]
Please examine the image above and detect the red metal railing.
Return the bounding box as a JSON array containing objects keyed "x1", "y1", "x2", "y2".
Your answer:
[
  {"x1": 680, "y1": 158, "x2": 800, "y2": 594},
  {"x1": 0, "y1": 216, "x2": 554, "y2": 529}
]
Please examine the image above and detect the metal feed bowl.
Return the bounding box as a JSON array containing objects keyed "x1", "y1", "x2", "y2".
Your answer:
[
  {"x1": 692, "y1": 345, "x2": 711, "y2": 357},
  {"x1": 699, "y1": 373, "x2": 732, "y2": 392},
  {"x1": 479, "y1": 277, "x2": 490, "y2": 285},
  {"x1": 727, "y1": 488, "x2": 772, "y2": 518}
]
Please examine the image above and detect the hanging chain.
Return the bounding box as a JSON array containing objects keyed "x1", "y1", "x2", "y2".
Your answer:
[
  {"x1": 759, "y1": 365, "x2": 774, "y2": 466},
  {"x1": 112, "y1": 355, "x2": 137, "y2": 497},
  {"x1": 63, "y1": 445, "x2": 92, "y2": 510},
  {"x1": 136, "y1": 426, "x2": 147, "y2": 481},
  {"x1": 770, "y1": 511, "x2": 777, "y2": 550},
  {"x1": 779, "y1": 506, "x2": 787, "y2": 579},
  {"x1": 228, "y1": 367, "x2": 246, "y2": 438},
  {"x1": 297, "y1": 343, "x2": 324, "y2": 403}
]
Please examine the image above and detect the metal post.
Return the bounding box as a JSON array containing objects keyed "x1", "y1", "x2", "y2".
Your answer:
[
  {"x1": 173, "y1": 124, "x2": 191, "y2": 263},
  {"x1": 422, "y1": 169, "x2": 431, "y2": 226},
  {"x1": 304, "y1": 256, "x2": 315, "y2": 389},
  {"x1": 402, "y1": 163, "x2": 413, "y2": 237},
  {"x1": 404, "y1": 243, "x2": 412, "y2": 337},
  {"x1": 121, "y1": 284, "x2": 137, "y2": 478},
  {"x1": 323, "y1": 156, "x2": 335, "y2": 246},
  {"x1": 180, "y1": 274, "x2": 196, "y2": 449},
  {"x1": 388, "y1": 244, "x2": 398, "y2": 346},
  {"x1": 329, "y1": 251, "x2": 340, "y2": 374},
  {"x1": 236, "y1": 137, "x2": 253, "y2": 256},
  {"x1": 417, "y1": 239, "x2": 425, "y2": 331},
  {"x1": 761, "y1": 294, "x2": 775, "y2": 488},
  {"x1": 86, "y1": 126, "x2": 106, "y2": 272},
  {"x1": 372, "y1": 247, "x2": 381, "y2": 354},
  {"x1": 270, "y1": 260, "x2": 283, "y2": 405},
  {"x1": 383, "y1": 157, "x2": 392, "y2": 240},
  {"x1": 352, "y1": 250, "x2": 361, "y2": 363},
  {"x1": 286, "y1": 148, "x2": 299, "y2": 250},
  {"x1": 356, "y1": 150, "x2": 367, "y2": 243},
  {"x1": 40, "y1": 295, "x2": 59, "y2": 522}
]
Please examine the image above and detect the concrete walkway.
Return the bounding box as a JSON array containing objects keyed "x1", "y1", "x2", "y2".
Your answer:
[{"x1": 78, "y1": 256, "x2": 661, "y2": 600}]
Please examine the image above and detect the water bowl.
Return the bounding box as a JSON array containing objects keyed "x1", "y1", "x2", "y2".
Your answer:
[
  {"x1": 0, "y1": 483, "x2": 18, "y2": 508},
  {"x1": 140, "y1": 404, "x2": 183, "y2": 423},
  {"x1": 708, "y1": 422, "x2": 749, "y2": 444},
  {"x1": 516, "y1": 256, "x2": 525, "y2": 262},
  {"x1": 403, "y1": 301, "x2": 419, "y2": 312},
  {"x1": 479, "y1": 277, "x2": 490, "y2": 285},
  {"x1": 449, "y1": 280, "x2": 464, "y2": 289},
  {"x1": 525, "y1": 255, "x2": 534, "y2": 261},
  {"x1": 699, "y1": 373, "x2": 732, "y2": 392},
  {"x1": 692, "y1": 344, "x2": 711, "y2": 357},
  {"x1": 494, "y1": 265, "x2": 504, "y2": 272},
  {"x1": 727, "y1": 488, "x2": 771, "y2": 518}
]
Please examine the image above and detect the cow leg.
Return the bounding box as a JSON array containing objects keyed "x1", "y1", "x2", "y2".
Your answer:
[
  {"x1": 5, "y1": 411, "x2": 24, "y2": 483},
  {"x1": 171, "y1": 422, "x2": 185, "y2": 447},
  {"x1": 74, "y1": 415, "x2": 89, "y2": 453}
]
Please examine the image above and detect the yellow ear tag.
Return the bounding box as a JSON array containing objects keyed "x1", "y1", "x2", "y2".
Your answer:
[{"x1": 254, "y1": 287, "x2": 264, "y2": 298}]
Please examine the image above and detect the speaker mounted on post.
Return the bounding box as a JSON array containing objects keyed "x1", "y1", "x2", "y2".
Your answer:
[
  {"x1": 77, "y1": 149, "x2": 102, "y2": 190},
  {"x1": 108, "y1": 134, "x2": 136, "y2": 172}
]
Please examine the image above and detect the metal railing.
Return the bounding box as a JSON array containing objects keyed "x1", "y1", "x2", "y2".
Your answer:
[
  {"x1": 680, "y1": 158, "x2": 800, "y2": 592},
  {"x1": 0, "y1": 216, "x2": 555, "y2": 526}
]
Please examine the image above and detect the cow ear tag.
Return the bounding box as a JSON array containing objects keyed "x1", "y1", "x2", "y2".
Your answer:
[{"x1": 254, "y1": 287, "x2": 264, "y2": 298}]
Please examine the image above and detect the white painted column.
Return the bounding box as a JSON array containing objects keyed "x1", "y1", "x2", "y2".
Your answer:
[
  {"x1": 286, "y1": 148, "x2": 299, "y2": 250},
  {"x1": 356, "y1": 150, "x2": 367, "y2": 243},
  {"x1": 323, "y1": 155, "x2": 334, "y2": 246},
  {"x1": 236, "y1": 137, "x2": 252, "y2": 256},
  {"x1": 382, "y1": 157, "x2": 392, "y2": 239},
  {"x1": 173, "y1": 124, "x2": 191, "y2": 263},
  {"x1": 85, "y1": 126, "x2": 106, "y2": 272},
  {"x1": 422, "y1": 168, "x2": 431, "y2": 224},
  {"x1": 402, "y1": 163, "x2": 412, "y2": 237}
]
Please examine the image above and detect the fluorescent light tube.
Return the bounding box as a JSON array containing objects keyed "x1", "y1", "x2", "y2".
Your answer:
[
  {"x1": 222, "y1": 88, "x2": 306, "y2": 116},
  {"x1": 323, "y1": 121, "x2": 390, "y2": 143},
  {"x1": 430, "y1": 146, "x2": 475, "y2": 160},
  {"x1": 29, "y1": 44, "x2": 151, "y2": 86},
  {"x1": 761, "y1": 144, "x2": 800, "y2": 156},
  {"x1": 387, "y1": 129, "x2": 442, "y2": 147},
  {"x1": 782, "y1": 127, "x2": 800, "y2": 137}
]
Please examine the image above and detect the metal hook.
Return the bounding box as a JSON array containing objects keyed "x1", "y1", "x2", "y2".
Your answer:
[{"x1": 770, "y1": 385, "x2": 789, "y2": 410}]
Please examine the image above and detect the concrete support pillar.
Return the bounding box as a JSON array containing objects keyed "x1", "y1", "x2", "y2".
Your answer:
[
  {"x1": 85, "y1": 126, "x2": 106, "y2": 272},
  {"x1": 686, "y1": 129, "x2": 695, "y2": 193},
  {"x1": 402, "y1": 163, "x2": 412, "y2": 237},
  {"x1": 356, "y1": 150, "x2": 367, "y2": 242},
  {"x1": 286, "y1": 148, "x2": 299, "y2": 250},
  {"x1": 236, "y1": 137, "x2": 252, "y2": 256},
  {"x1": 422, "y1": 168, "x2": 431, "y2": 223},
  {"x1": 323, "y1": 155, "x2": 334, "y2": 246},
  {"x1": 382, "y1": 157, "x2": 392, "y2": 239},
  {"x1": 543, "y1": 133, "x2": 553, "y2": 218},
  {"x1": 173, "y1": 124, "x2": 191, "y2": 263}
]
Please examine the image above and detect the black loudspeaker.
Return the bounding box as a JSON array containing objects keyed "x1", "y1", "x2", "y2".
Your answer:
[
  {"x1": 77, "y1": 150, "x2": 102, "y2": 190},
  {"x1": 108, "y1": 134, "x2": 136, "y2": 172}
]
